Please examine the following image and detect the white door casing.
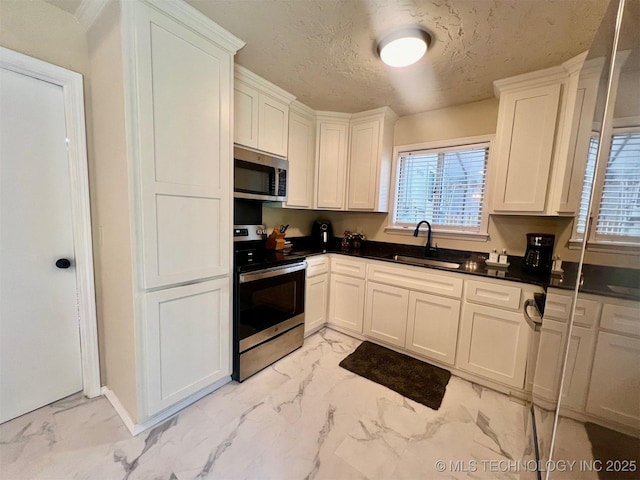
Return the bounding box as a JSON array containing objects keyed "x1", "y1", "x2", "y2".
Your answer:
[{"x1": 0, "y1": 47, "x2": 99, "y2": 421}]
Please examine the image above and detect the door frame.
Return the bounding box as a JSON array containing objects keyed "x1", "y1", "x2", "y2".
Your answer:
[{"x1": 0, "y1": 47, "x2": 101, "y2": 398}]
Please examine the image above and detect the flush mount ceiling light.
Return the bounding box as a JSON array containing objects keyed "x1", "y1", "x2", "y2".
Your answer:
[{"x1": 377, "y1": 28, "x2": 432, "y2": 68}]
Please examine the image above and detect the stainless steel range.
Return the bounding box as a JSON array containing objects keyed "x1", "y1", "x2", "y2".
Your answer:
[{"x1": 233, "y1": 225, "x2": 306, "y2": 381}]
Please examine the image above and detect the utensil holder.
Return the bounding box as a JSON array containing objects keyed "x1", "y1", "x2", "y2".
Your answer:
[{"x1": 265, "y1": 229, "x2": 286, "y2": 250}]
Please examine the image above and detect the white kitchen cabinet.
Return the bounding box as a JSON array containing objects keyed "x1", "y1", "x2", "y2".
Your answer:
[
  {"x1": 135, "y1": 2, "x2": 233, "y2": 289},
  {"x1": 305, "y1": 255, "x2": 329, "y2": 336},
  {"x1": 405, "y1": 291, "x2": 460, "y2": 366},
  {"x1": 491, "y1": 53, "x2": 596, "y2": 215},
  {"x1": 234, "y1": 81, "x2": 259, "y2": 150},
  {"x1": 364, "y1": 282, "x2": 409, "y2": 348},
  {"x1": 315, "y1": 112, "x2": 350, "y2": 209},
  {"x1": 88, "y1": 0, "x2": 242, "y2": 427},
  {"x1": 457, "y1": 303, "x2": 530, "y2": 388},
  {"x1": 347, "y1": 108, "x2": 398, "y2": 212},
  {"x1": 234, "y1": 65, "x2": 295, "y2": 158},
  {"x1": 315, "y1": 108, "x2": 397, "y2": 211},
  {"x1": 586, "y1": 331, "x2": 640, "y2": 429},
  {"x1": 492, "y1": 82, "x2": 561, "y2": 213},
  {"x1": 533, "y1": 319, "x2": 595, "y2": 410},
  {"x1": 284, "y1": 101, "x2": 316, "y2": 208},
  {"x1": 143, "y1": 278, "x2": 230, "y2": 415},
  {"x1": 305, "y1": 274, "x2": 329, "y2": 336},
  {"x1": 328, "y1": 273, "x2": 365, "y2": 334}
]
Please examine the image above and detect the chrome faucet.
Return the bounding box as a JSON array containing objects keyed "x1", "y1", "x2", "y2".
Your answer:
[{"x1": 413, "y1": 220, "x2": 433, "y2": 257}]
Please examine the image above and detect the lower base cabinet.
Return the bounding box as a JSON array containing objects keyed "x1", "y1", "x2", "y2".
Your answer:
[
  {"x1": 364, "y1": 282, "x2": 408, "y2": 347},
  {"x1": 533, "y1": 319, "x2": 595, "y2": 409},
  {"x1": 143, "y1": 278, "x2": 230, "y2": 416},
  {"x1": 586, "y1": 331, "x2": 640, "y2": 429},
  {"x1": 457, "y1": 302, "x2": 530, "y2": 388},
  {"x1": 305, "y1": 273, "x2": 328, "y2": 335},
  {"x1": 328, "y1": 273, "x2": 365, "y2": 333},
  {"x1": 405, "y1": 291, "x2": 460, "y2": 366}
]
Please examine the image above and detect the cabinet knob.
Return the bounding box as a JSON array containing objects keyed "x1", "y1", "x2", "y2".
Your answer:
[{"x1": 55, "y1": 258, "x2": 72, "y2": 269}]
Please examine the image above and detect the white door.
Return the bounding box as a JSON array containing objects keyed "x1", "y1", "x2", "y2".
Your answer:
[{"x1": 0, "y1": 67, "x2": 82, "y2": 423}]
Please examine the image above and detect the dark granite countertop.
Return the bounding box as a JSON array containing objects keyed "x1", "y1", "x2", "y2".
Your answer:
[{"x1": 288, "y1": 237, "x2": 640, "y2": 302}]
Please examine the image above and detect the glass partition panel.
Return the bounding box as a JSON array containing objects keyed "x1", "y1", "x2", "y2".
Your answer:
[{"x1": 545, "y1": 1, "x2": 640, "y2": 479}]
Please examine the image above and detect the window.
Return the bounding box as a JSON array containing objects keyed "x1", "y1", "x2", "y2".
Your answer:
[
  {"x1": 391, "y1": 139, "x2": 490, "y2": 237},
  {"x1": 573, "y1": 128, "x2": 640, "y2": 246}
]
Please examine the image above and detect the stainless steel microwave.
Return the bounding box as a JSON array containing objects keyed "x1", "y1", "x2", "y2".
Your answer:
[{"x1": 233, "y1": 147, "x2": 288, "y2": 202}]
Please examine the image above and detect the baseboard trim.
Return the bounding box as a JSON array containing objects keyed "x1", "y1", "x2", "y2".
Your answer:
[{"x1": 102, "y1": 375, "x2": 232, "y2": 436}]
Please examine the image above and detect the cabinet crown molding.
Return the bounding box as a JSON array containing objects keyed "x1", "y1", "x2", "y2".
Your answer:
[
  {"x1": 235, "y1": 64, "x2": 296, "y2": 104},
  {"x1": 494, "y1": 64, "x2": 569, "y2": 96},
  {"x1": 351, "y1": 106, "x2": 399, "y2": 124},
  {"x1": 315, "y1": 110, "x2": 353, "y2": 121},
  {"x1": 289, "y1": 100, "x2": 316, "y2": 118}
]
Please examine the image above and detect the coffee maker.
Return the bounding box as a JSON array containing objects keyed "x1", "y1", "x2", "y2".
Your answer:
[
  {"x1": 523, "y1": 233, "x2": 555, "y2": 273},
  {"x1": 312, "y1": 220, "x2": 333, "y2": 248}
]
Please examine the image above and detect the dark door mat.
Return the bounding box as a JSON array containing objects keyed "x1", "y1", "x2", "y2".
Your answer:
[
  {"x1": 585, "y1": 422, "x2": 640, "y2": 480},
  {"x1": 339, "y1": 341, "x2": 451, "y2": 410}
]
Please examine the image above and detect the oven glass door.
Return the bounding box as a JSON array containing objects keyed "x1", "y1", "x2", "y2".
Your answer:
[{"x1": 238, "y1": 266, "x2": 305, "y2": 348}]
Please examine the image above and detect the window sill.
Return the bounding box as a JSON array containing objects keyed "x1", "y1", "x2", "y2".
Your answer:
[
  {"x1": 385, "y1": 226, "x2": 489, "y2": 242},
  {"x1": 568, "y1": 239, "x2": 640, "y2": 255}
]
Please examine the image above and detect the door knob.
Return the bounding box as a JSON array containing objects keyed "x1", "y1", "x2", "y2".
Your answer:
[{"x1": 55, "y1": 258, "x2": 71, "y2": 269}]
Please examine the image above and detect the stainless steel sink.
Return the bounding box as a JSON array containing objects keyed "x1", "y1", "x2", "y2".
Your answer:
[{"x1": 389, "y1": 254, "x2": 461, "y2": 269}]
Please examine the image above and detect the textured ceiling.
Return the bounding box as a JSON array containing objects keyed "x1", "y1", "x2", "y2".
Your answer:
[
  {"x1": 186, "y1": 0, "x2": 610, "y2": 116},
  {"x1": 44, "y1": 0, "x2": 610, "y2": 117}
]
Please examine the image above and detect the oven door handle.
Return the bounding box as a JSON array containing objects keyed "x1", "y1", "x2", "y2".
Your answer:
[
  {"x1": 239, "y1": 262, "x2": 307, "y2": 283},
  {"x1": 523, "y1": 298, "x2": 542, "y2": 332}
]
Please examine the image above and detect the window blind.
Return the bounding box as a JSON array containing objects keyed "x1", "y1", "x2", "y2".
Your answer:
[
  {"x1": 575, "y1": 136, "x2": 599, "y2": 235},
  {"x1": 394, "y1": 144, "x2": 488, "y2": 231},
  {"x1": 595, "y1": 132, "x2": 640, "y2": 239}
]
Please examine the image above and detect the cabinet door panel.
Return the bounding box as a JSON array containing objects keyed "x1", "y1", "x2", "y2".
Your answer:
[
  {"x1": 234, "y1": 83, "x2": 259, "y2": 149},
  {"x1": 316, "y1": 121, "x2": 348, "y2": 209},
  {"x1": 533, "y1": 320, "x2": 595, "y2": 409},
  {"x1": 364, "y1": 282, "x2": 408, "y2": 348},
  {"x1": 143, "y1": 278, "x2": 230, "y2": 416},
  {"x1": 135, "y1": 5, "x2": 231, "y2": 288},
  {"x1": 347, "y1": 119, "x2": 380, "y2": 210},
  {"x1": 586, "y1": 332, "x2": 640, "y2": 429},
  {"x1": 285, "y1": 110, "x2": 315, "y2": 208},
  {"x1": 258, "y1": 95, "x2": 288, "y2": 157},
  {"x1": 406, "y1": 292, "x2": 460, "y2": 365},
  {"x1": 328, "y1": 274, "x2": 364, "y2": 333},
  {"x1": 493, "y1": 83, "x2": 560, "y2": 212},
  {"x1": 457, "y1": 303, "x2": 529, "y2": 388},
  {"x1": 305, "y1": 274, "x2": 328, "y2": 335}
]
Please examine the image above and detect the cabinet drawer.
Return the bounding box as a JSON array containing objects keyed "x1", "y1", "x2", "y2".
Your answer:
[
  {"x1": 600, "y1": 302, "x2": 640, "y2": 337},
  {"x1": 465, "y1": 280, "x2": 521, "y2": 310},
  {"x1": 544, "y1": 293, "x2": 601, "y2": 328},
  {"x1": 366, "y1": 263, "x2": 462, "y2": 298},
  {"x1": 330, "y1": 256, "x2": 366, "y2": 279},
  {"x1": 306, "y1": 255, "x2": 329, "y2": 278}
]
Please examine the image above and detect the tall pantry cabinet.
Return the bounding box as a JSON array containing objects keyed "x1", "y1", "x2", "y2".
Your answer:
[{"x1": 88, "y1": 0, "x2": 244, "y2": 431}]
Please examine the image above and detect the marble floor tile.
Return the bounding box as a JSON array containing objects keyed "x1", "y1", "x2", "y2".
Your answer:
[{"x1": 0, "y1": 328, "x2": 577, "y2": 480}]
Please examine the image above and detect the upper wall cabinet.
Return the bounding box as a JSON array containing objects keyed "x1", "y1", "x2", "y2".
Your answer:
[
  {"x1": 347, "y1": 108, "x2": 398, "y2": 211},
  {"x1": 234, "y1": 65, "x2": 295, "y2": 158},
  {"x1": 315, "y1": 107, "x2": 398, "y2": 211},
  {"x1": 315, "y1": 112, "x2": 351, "y2": 209},
  {"x1": 491, "y1": 52, "x2": 600, "y2": 215},
  {"x1": 284, "y1": 101, "x2": 316, "y2": 209}
]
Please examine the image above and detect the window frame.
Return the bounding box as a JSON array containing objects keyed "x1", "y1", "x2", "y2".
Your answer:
[
  {"x1": 570, "y1": 123, "x2": 640, "y2": 253},
  {"x1": 386, "y1": 135, "x2": 494, "y2": 241}
]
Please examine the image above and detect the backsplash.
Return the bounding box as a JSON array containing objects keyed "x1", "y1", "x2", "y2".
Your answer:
[{"x1": 263, "y1": 204, "x2": 640, "y2": 269}]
